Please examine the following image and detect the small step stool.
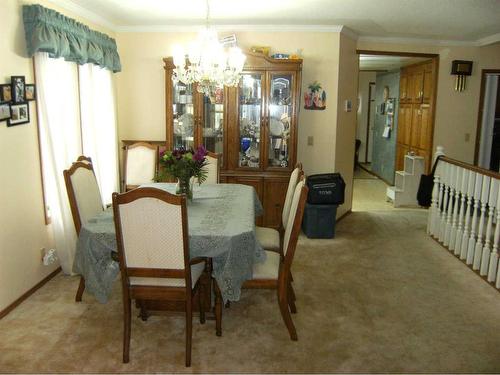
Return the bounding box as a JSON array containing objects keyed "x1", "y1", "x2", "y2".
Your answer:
[{"x1": 386, "y1": 155, "x2": 425, "y2": 207}]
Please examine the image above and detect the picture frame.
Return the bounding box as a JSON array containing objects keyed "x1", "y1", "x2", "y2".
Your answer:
[
  {"x1": 0, "y1": 84, "x2": 12, "y2": 102},
  {"x1": 11, "y1": 76, "x2": 26, "y2": 103},
  {"x1": 7, "y1": 102, "x2": 29, "y2": 127},
  {"x1": 25, "y1": 84, "x2": 36, "y2": 101},
  {"x1": 0, "y1": 102, "x2": 11, "y2": 122}
]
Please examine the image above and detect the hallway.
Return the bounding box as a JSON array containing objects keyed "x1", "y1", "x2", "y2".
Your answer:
[{"x1": 352, "y1": 166, "x2": 397, "y2": 211}]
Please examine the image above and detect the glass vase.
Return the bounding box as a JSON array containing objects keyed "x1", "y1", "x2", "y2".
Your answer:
[{"x1": 176, "y1": 176, "x2": 193, "y2": 201}]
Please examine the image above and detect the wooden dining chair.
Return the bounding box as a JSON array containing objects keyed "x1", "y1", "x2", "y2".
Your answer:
[
  {"x1": 256, "y1": 162, "x2": 303, "y2": 253},
  {"x1": 204, "y1": 151, "x2": 221, "y2": 184},
  {"x1": 63, "y1": 161, "x2": 104, "y2": 302},
  {"x1": 76, "y1": 155, "x2": 92, "y2": 164},
  {"x1": 243, "y1": 177, "x2": 308, "y2": 340},
  {"x1": 112, "y1": 187, "x2": 222, "y2": 367},
  {"x1": 123, "y1": 142, "x2": 158, "y2": 191}
]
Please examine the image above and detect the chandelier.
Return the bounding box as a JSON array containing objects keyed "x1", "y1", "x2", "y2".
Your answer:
[{"x1": 171, "y1": 0, "x2": 246, "y2": 97}]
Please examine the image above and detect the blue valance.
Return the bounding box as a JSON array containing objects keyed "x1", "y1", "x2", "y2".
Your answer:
[{"x1": 23, "y1": 4, "x2": 121, "y2": 73}]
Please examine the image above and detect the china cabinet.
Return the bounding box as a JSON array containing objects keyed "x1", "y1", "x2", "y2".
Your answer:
[{"x1": 163, "y1": 53, "x2": 302, "y2": 228}]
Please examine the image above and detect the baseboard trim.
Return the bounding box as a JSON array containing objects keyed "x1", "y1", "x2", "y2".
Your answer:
[
  {"x1": 430, "y1": 237, "x2": 499, "y2": 293},
  {"x1": 357, "y1": 165, "x2": 392, "y2": 186},
  {"x1": 0, "y1": 267, "x2": 62, "y2": 320},
  {"x1": 336, "y1": 209, "x2": 352, "y2": 223}
]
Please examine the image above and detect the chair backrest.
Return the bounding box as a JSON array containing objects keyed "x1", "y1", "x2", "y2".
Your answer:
[
  {"x1": 204, "y1": 151, "x2": 220, "y2": 184},
  {"x1": 112, "y1": 188, "x2": 192, "y2": 287},
  {"x1": 124, "y1": 142, "x2": 158, "y2": 190},
  {"x1": 64, "y1": 162, "x2": 104, "y2": 234},
  {"x1": 281, "y1": 162, "x2": 303, "y2": 228},
  {"x1": 282, "y1": 177, "x2": 308, "y2": 269},
  {"x1": 76, "y1": 155, "x2": 92, "y2": 164}
]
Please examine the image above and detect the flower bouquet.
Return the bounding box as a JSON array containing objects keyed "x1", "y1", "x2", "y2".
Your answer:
[{"x1": 157, "y1": 145, "x2": 208, "y2": 200}]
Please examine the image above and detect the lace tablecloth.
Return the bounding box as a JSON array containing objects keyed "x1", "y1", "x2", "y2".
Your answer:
[{"x1": 73, "y1": 183, "x2": 265, "y2": 303}]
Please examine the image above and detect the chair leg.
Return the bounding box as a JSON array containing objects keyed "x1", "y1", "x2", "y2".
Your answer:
[
  {"x1": 138, "y1": 300, "x2": 149, "y2": 321},
  {"x1": 198, "y1": 286, "x2": 206, "y2": 324},
  {"x1": 287, "y1": 282, "x2": 297, "y2": 314},
  {"x1": 278, "y1": 288, "x2": 298, "y2": 341},
  {"x1": 75, "y1": 276, "x2": 85, "y2": 302},
  {"x1": 185, "y1": 300, "x2": 192, "y2": 367},
  {"x1": 123, "y1": 294, "x2": 131, "y2": 363},
  {"x1": 214, "y1": 281, "x2": 222, "y2": 337}
]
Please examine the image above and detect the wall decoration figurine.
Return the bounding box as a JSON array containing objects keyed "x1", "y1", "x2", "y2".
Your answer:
[
  {"x1": 0, "y1": 84, "x2": 12, "y2": 102},
  {"x1": 8, "y1": 102, "x2": 29, "y2": 127},
  {"x1": 304, "y1": 81, "x2": 326, "y2": 110},
  {"x1": 11, "y1": 76, "x2": 26, "y2": 103}
]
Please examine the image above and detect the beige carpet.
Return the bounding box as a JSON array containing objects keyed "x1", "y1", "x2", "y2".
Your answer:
[{"x1": 1, "y1": 181, "x2": 500, "y2": 373}]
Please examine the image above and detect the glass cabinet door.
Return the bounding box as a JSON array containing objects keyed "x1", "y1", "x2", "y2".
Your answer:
[
  {"x1": 267, "y1": 74, "x2": 293, "y2": 169},
  {"x1": 172, "y1": 82, "x2": 195, "y2": 149},
  {"x1": 201, "y1": 88, "x2": 224, "y2": 161},
  {"x1": 238, "y1": 73, "x2": 263, "y2": 168}
]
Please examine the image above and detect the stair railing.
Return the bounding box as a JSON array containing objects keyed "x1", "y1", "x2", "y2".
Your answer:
[{"x1": 428, "y1": 149, "x2": 500, "y2": 289}]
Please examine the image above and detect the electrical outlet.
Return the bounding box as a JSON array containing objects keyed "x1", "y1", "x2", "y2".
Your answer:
[{"x1": 465, "y1": 133, "x2": 470, "y2": 142}]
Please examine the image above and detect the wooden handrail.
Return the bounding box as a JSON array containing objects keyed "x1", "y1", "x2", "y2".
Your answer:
[{"x1": 439, "y1": 156, "x2": 500, "y2": 179}]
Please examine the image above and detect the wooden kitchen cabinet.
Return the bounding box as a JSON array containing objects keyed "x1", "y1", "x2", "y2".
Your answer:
[{"x1": 397, "y1": 59, "x2": 437, "y2": 172}]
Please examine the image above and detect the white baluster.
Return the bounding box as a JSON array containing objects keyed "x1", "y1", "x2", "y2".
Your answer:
[
  {"x1": 444, "y1": 165, "x2": 457, "y2": 247},
  {"x1": 487, "y1": 180, "x2": 500, "y2": 282},
  {"x1": 461, "y1": 171, "x2": 476, "y2": 260},
  {"x1": 480, "y1": 179, "x2": 499, "y2": 275},
  {"x1": 473, "y1": 175, "x2": 491, "y2": 270},
  {"x1": 455, "y1": 169, "x2": 469, "y2": 256},
  {"x1": 449, "y1": 167, "x2": 462, "y2": 251},
  {"x1": 434, "y1": 165, "x2": 445, "y2": 239},
  {"x1": 466, "y1": 173, "x2": 483, "y2": 265},
  {"x1": 428, "y1": 174, "x2": 440, "y2": 236},
  {"x1": 439, "y1": 163, "x2": 451, "y2": 242},
  {"x1": 496, "y1": 260, "x2": 500, "y2": 288}
]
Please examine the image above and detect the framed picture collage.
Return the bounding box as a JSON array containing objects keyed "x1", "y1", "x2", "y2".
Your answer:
[{"x1": 0, "y1": 76, "x2": 36, "y2": 127}]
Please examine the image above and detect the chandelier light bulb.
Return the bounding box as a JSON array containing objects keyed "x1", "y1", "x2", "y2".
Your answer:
[{"x1": 170, "y1": 0, "x2": 246, "y2": 98}]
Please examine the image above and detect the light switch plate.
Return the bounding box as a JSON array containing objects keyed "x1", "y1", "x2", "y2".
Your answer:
[{"x1": 307, "y1": 136, "x2": 314, "y2": 146}]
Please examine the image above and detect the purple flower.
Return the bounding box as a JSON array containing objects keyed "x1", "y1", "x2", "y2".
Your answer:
[{"x1": 193, "y1": 145, "x2": 208, "y2": 162}]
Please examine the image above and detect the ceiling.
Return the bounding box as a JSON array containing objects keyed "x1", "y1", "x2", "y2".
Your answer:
[
  {"x1": 359, "y1": 55, "x2": 430, "y2": 71},
  {"x1": 49, "y1": 0, "x2": 500, "y2": 45}
]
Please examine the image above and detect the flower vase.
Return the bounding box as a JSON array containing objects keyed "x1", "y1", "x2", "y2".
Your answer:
[{"x1": 176, "y1": 177, "x2": 193, "y2": 201}]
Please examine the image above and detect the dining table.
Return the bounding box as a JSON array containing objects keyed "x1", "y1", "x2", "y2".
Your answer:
[{"x1": 73, "y1": 183, "x2": 265, "y2": 304}]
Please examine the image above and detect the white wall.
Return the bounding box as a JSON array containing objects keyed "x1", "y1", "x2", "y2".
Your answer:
[
  {"x1": 0, "y1": 0, "x2": 115, "y2": 313},
  {"x1": 356, "y1": 40, "x2": 500, "y2": 163},
  {"x1": 115, "y1": 31, "x2": 341, "y2": 176}
]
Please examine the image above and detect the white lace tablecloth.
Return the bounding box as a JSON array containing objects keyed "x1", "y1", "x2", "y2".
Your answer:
[{"x1": 73, "y1": 183, "x2": 265, "y2": 303}]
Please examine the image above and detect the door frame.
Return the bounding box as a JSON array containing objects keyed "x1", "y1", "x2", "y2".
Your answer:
[
  {"x1": 473, "y1": 69, "x2": 500, "y2": 165},
  {"x1": 365, "y1": 81, "x2": 376, "y2": 163},
  {"x1": 356, "y1": 50, "x2": 440, "y2": 174}
]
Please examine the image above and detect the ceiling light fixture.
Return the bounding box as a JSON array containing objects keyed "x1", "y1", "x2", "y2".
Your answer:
[{"x1": 171, "y1": 0, "x2": 246, "y2": 97}]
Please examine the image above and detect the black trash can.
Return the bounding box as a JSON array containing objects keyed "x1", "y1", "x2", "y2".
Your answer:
[
  {"x1": 302, "y1": 203, "x2": 338, "y2": 239},
  {"x1": 302, "y1": 173, "x2": 344, "y2": 239}
]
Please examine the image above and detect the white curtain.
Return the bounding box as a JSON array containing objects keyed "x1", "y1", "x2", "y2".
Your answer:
[
  {"x1": 34, "y1": 52, "x2": 82, "y2": 274},
  {"x1": 79, "y1": 63, "x2": 119, "y2": 205},
  {"x1": 478, "y1": 74, "x2": 499, "y2": 169}
]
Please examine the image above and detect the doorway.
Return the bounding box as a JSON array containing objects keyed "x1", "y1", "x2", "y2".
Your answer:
[
  {"x1": 475, "y1": 70, "x2": 500, "y2": 172},
  {"x1": 354, "y1": 50, "x2": 439, "y2": 209}
]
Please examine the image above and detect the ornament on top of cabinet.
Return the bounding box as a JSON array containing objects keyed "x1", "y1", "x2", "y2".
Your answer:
[{"x1": 304, "y1": 81, "x2": 326, "y2": 110}]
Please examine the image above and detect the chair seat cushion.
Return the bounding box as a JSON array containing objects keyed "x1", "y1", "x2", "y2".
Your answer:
[
  {"x1": 129, "y1": 261, "x2": 205, "y2": 289},
  {"x1": 256, "y1": 226, "x2": 280, "y2": 250},
  {"x1": 252, "y1": 251, "x2": 280, "y2": 280}
]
